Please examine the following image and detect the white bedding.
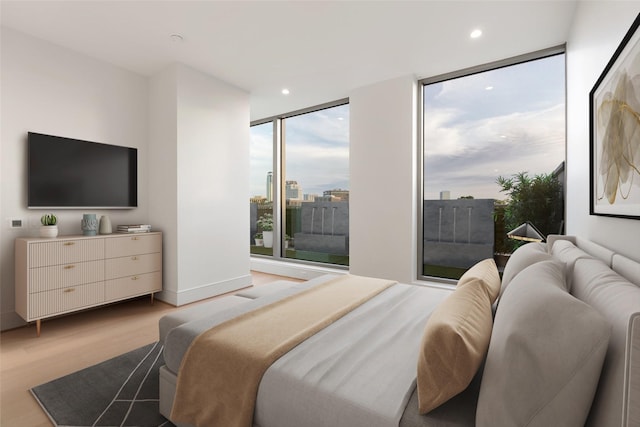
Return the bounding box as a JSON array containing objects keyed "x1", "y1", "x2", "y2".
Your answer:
[
  {"x1": 161, "y1": 236, "x2": 640, "y2": 427},
  {"x1": 254, "y1": 284, "x2": 450, "y2": 427}
]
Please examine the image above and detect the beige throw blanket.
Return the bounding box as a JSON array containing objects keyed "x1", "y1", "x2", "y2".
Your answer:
[{"x1": 170, "y1": 274, "x2": 396, "y2": 427}]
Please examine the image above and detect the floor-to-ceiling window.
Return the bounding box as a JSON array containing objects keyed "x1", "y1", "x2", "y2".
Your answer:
[
  {"x1": 249, "y1": 122, "x2": 274, "y2": 256},
  {"x1": 250, "y1": 100, "x2": 350, "y2": 266},
  {"x1": 419, "y1": 47, "x2": 566, "y2": 281}
]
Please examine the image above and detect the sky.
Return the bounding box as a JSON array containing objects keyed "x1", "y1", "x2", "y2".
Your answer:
[
  {"x1": 423, "y1": 53, "x2": 566, "y2": 200},
  {"x1": 250, "y1": 103, "x2": 349, "y2": 198},
  {"x1": 250, "y1": 54, "x2": 565, "y2": 202}
]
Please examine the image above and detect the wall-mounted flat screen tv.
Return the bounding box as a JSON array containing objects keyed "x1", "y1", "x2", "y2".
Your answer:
[{"x1": 28, "y1": 132, "x2": 137, "y2": 209}]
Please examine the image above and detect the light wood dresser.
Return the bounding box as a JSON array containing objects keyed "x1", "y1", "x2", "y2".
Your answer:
[{"x1": 15, "y1": 232, "x2": 162, "y2": 336}]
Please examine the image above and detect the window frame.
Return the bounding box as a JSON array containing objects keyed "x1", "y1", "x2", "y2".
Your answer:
[
  {"x1": 416, "y1": 45, "x2": 567, "y2": 283},
  {"x1": 251, "y1": 98, "x2": 350, "y2": 268}
]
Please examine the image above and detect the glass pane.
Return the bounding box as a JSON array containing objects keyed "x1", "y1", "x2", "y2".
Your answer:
[
  {"x1": 283, "y1": 104, "x2": 350, "y2": 265},
  {"x1": 250, "y1": 122, "x2": 274, "y2": 256},
  {"x1": 422, "y1": 54, "x2": 566, "y2": 279}
]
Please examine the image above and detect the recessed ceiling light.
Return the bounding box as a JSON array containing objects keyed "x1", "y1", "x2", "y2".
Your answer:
[
  {"x1": 170, "y1": 34, "x2": 184, "y2": 43},
  {"x1": 470, "y1": 29, "x2": 482, "y2": 39},
  {"x1": 485, "y1": 86, "x2": 494, "y2": 91},
  {"x1": 281, "y1": 88, "x2": 290, "y2": 95}
]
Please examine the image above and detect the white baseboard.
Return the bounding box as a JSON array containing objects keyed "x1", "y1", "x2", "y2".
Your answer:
[
  {"x1": 250, "y1": 257, "x2": 347, "y2": 281},
  {"x1": 155, "y1": 274, "x2": 252, "y2": 306}
]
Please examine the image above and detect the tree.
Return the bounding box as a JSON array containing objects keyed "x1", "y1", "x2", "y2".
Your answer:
[{"x1": 496, "y1": 171, "x2": 564, "y2": 251}]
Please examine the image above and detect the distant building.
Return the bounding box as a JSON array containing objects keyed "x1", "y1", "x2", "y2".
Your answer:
[
  {"x1": 440, "y1": 190, "x2": 451, "y2": 200},
  {"x1": 286, "y1": 180, "x2": 303, "y2": 201},
  {"x1": 304, "y1": 194, "x2": 318, "y2": 202},
  {"x1": 266, "y1": 171, "x2": 273, "y2": 202},
  {"x1": 250, "y1": 196, "x2": 268, "y2": 204},
  {"x1": 323, "y1": 189, "x2": 349, "y2": 201},
  {"x1": 315, "y1": 195, "x2": 339, "y2": 202}
]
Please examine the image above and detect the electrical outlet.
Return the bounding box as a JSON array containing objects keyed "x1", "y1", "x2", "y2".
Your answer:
[{"x1": 8, "y1": 218, "x2": 23, "y2": 229}]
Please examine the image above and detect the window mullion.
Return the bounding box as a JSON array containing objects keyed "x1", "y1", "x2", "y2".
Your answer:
[{"x1": 273, "y1": 119, "x2": 283, "y2": 258}]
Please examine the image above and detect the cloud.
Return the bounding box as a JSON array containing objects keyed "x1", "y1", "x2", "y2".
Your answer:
[
  {"x1": 423, "y1": 57, "x2": 566, "y2": 202},
  {"x1": 250, "y1": 104, "x2": 350, "y2": 197},
  {"x1": 424, "y1": 102, "x2": 565, "y2": 200},
  {"x1": 250, "y1": 55, "x2": 566, "y2": 201}
]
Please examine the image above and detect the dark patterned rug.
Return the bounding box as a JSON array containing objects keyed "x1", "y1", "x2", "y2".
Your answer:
[{"x1": 31, "y1": 342, "x2": 175, "y2": 427}]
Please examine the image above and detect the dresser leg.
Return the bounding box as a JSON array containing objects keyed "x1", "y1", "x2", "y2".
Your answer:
[
  {"x1": 150, "y1": 293, "x2": 154, "y2": 305},
  {"x1": 36, "y1": 319, "x2": 41, "y2": 337}
]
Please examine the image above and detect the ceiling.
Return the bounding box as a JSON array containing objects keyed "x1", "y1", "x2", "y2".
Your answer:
[{"x1": 1, "y1": 1, "x2": 578, "y2": 121}]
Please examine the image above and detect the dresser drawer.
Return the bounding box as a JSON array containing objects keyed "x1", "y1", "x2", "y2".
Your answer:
[
  {"x1": 29, "y1": 239, "x2": 104, "y2": 268},
  {"x1": 105, "y1": 271, "x2": 162, "y2": 302},
  {"x1": 29, "y1": 281, "x2": 105, "y2": 319},
  {"x1": 105, "y1": 253, "x2": 162, "y2": 280},
  {"x1": 30, "y1": 260, "x2": 104, "y2": 293},
  {"x1": 105, "y1": 234, "x2": 161, "y2": 258}
]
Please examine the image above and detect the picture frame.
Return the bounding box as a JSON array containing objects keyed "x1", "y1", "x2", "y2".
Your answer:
[{"x1": 589, "y1": 12, "x2": 640, "y2": 219}]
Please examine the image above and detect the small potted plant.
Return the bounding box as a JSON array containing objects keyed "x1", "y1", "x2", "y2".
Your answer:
[
  {"x1": 40, "y1": 213, "x2": 58, "y2": 238},
  {"x1": 256, "y1": 213, "x2": 274, "y2": 248},
  {"x1": 284, "y1": 234, "x2": 292, "y2": 249},
  {"x1": 254, "y1": 232, "x2": 264, "y2": 247}
]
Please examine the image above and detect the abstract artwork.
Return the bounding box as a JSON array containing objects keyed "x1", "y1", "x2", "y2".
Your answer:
[{"x1": 590, "y1": 13, "x2": 640, "y2": 219}]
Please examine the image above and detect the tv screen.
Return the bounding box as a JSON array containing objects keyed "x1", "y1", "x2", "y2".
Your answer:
[{"x1": 28, "y1": 132, "x2": 137, "y2": 208}]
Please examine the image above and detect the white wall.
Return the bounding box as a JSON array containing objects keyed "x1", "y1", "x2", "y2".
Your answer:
[
  {"x1": 1, "y1": 28, "x2": 252, "y2": 330},
  {"x1": 349, "y1": 75, "x2": 418, "y2": 283},
  {"x1": 148, "y1": 66, "x2": 179, "y2": 305},
  {"x1": 566, "y1": 1, "x2": 640, "y2": 260},
  {"x1": 149, "y1": 64, "x2": 252, "y2": 306},
  {"x1": 0, "y1": 28, "x2": 149, "y2": 329}
]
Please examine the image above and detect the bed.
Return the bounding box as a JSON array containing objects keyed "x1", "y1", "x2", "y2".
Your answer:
[{"x1": 158, "y1": 235, "x2": 640, "y2": 427}]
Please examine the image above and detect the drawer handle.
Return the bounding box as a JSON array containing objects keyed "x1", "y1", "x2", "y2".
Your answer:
[
  {"x1": 63, "y1": 265, "x2": 75, "y2": 270},
  {"x1": 63, "y1": 242, "x2": 75, "y2": 246},
  {"x1": 131, "y1": 237, "x2": 139, "y2": 241},
  {"x1": 64, "y1": 288, "x2": 75, "y2": 293},
  {"x1": 131, "y1": 256, "x2": 139, "y2": 261},
  {"x1": 132, "y1": 276, "x2": 139, "y2": 281}
]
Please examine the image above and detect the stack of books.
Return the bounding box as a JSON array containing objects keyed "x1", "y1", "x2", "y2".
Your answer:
[{"x1": 117, "y1": 224, "x2": 152, "y2": 233}]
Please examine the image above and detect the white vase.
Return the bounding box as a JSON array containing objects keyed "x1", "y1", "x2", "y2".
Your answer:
[
  {"x1": 99, "y1": 215, "x2": 112, "y2": 234},
  {"x1": 262, "y1": 231, "x2": 273, "y2": 248},
  {"x1": 40, "y1": 225, "x2": 58, "y2": 238}
]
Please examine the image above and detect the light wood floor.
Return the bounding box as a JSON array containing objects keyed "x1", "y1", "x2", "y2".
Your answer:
[{"x1": 0, "y1": 271, "x2": 302, "y2": 427}]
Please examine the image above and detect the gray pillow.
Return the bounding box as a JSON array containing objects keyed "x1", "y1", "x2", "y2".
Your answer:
[
  {"x1": 550, "y1": 239, "x2": 595, "y2": 291},
  {"x1": 498, "y1": 242, "x2": 551, "y2": 303},
  {"x1": 476, "y1": 260, "x2": 611, "y2": 427}
]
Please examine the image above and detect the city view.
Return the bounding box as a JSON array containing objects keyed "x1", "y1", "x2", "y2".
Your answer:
[
  {"x1": 249, "y1": 54, "x2": 566, "y2": 277},
  {"x1": 250, "y1": 173, "x2": 350, "y2": 265}
]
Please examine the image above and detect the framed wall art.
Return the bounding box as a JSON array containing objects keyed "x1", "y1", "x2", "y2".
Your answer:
[{"x1": 590, "y1": 13, "x2": 640, "y2": 219}]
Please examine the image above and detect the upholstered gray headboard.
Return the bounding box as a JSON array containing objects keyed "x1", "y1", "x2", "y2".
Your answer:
[{"x1": 547, "y1": 235, "x2": 639, "y2": 427}]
